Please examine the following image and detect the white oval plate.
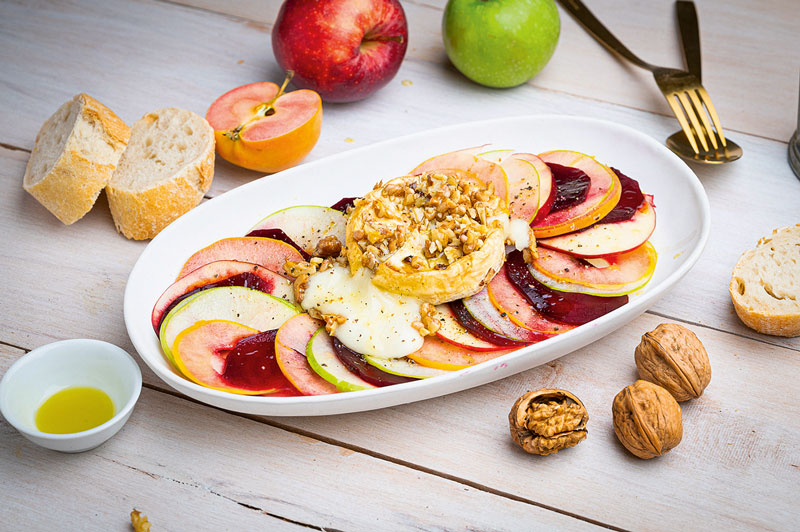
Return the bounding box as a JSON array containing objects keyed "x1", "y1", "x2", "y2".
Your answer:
[{"x1": 124, "y1": 115, "x2": 710, "y2": 416}]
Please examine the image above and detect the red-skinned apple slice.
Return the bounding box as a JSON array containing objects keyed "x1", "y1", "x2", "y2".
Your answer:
[
  {"x1": 532, "y1": 151, "x2": 621, "y2": 238},
  {"x1": 531, "y1": 242, "x2": 657, "y2": 296},
  {"x1": 173, "y1": 320, "x2": 299, "y2": 396},
  {"x1": 434, "y1": 303, "x2": 509, "y2": 352},
  {"x1": 486, "y1": 265, "x2": 573, "y2": 334},
  {"x1": 513, "y1": 152, "x2": 553, "y2": 224},
  {"x1": 502, "y1": 156, "x2": 541, "y2": 222},
  {"x1": 151, "y1": 260, "x2": 294, "y2": 333},
  {"x1": 275, "y1": 313, "x2": 338, "y2": 396},
  {"x1": 178, "y1": 237, "x2": 304, "y2": 279},
  {"x1": 411, "y1": 147, "x2": 510, "y2": 203},
  {"x1": 408, "y1": 336, "x2": 516, "y2": 371},
  {"x1": 538, "y1": 195, "x2": 656, "y2": 258},
  {"x1": 456, "y1": 288, "x2": 549, "y2": 344},
  {"x1": 248, "y1": 205, "x2": 346, "y2": 254}
]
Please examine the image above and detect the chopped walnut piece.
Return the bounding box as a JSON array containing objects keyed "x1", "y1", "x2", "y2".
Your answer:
[
  {"x1": 283, "y1": 260, "x2": 317, "y2": 278},
  {"x1": 130, "y1": 509, "x2": 151, "y2": 532},
  {"x1": 314, "y1": 235, "x2": 342, "y2": 258},
  {"x1": 420, "y1": 303, "x2": 440, "y2": 335},
  {"x1": 509, "y1": 389, "x2": 588, "y2": 456},
  {"x1": 293, "y1": 273, "x2": 309, "y2": 303},
  {"x1": 323, "y1": 313, "x2": 347, "y2": 335}
]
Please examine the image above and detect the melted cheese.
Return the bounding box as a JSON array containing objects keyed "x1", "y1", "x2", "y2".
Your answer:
[
  {"x1": 301, "y1": 266, "x2": 424, "y2": 359},
  {"x1": 508, "y1": 218, "x2": 534, "y2": 250}
]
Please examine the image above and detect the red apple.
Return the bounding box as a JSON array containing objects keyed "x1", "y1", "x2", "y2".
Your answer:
[{"x1": 272, "y1": 0, "x2": 408, "y2": 103}]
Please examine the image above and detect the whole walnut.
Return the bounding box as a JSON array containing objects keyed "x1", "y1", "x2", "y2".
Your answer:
[
  {"x1": 509, "y1": 389, "x2": 588, "y2": 456},
  {"x1": 612, "y1": 380, "x2": 682, "y2": 459},
  {"x1": 635, "y1": 323, "x2": 711, "y2": 401}
]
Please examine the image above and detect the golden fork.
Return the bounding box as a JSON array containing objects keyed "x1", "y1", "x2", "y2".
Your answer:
[{"x1": 558, "y1": 0, "x2": 741, "y2": 163}]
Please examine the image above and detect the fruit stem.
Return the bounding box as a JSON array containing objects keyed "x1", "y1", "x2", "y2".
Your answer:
[{"x1": 258, "y1": 70, "x2": 294, "y2": 117}]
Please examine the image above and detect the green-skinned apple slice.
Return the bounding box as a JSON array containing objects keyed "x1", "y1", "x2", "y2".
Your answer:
[
  {"x1": 532, "y1": 151, "x2": 621, "y2": 238},
  {"x1": 152, "y1": 260, "x2": 294, "y2": 333},
  {"x1": 249, "y1": 205, "x2": 347, "y2": 255},
  {"x1": 178, "y1": 237, "x2": 304, "y2": 279},
  {"x1": 538, "y1": 195, "x2": 656, "y2": 258},
  {"x1": 513, "y1": 152, "x2": 553, "y2": 223},
  {"x1": 460, "y1": 287, "x2": 549, "y2": 343},
  {"x1": 434, "y1": 303, "x2": 509, "y2": 351},
  {"x1": 275, "y1": 314, "x2": 337, "y2": 395},
  {"x1": 497, "y1": 156, "x2": 541, "y2": 222},
  {"x1": 530, "y1": 242, "x2": 657, "y2": 296},
  {"x1": 407, "y1": 335, "x2": 517, "y2": 371},
  {"x1": 410, "y1": 146, "x2": 510, "y2": 204},
  {"x1": 159, "y1": 286, "x2": 299, "y2": 370},
  {"x1": 306, "y1": 328, "x2": 375, "y2": 392},
  {"x1": 364, "y1": 354, "x2": 451, "y2": 379},
  {"x1": 486, "y1": 265, "x2": 574, "y2": 334}
]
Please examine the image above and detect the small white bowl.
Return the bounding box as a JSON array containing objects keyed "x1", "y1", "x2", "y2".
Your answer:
[{"x1": 0, "y1": 339, "x2": 142, "y2": 453}]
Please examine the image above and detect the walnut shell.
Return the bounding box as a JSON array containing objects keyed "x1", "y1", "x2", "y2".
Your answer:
[
  {"x1": 612, "y1": 380, "x2": 682, "y2": 459},
  {"x1": 635, "y1": 323, "x2": 711, "y2": 401},
  {"x1": 509, "y1": 388, "x2": 588, "y2": 456}
]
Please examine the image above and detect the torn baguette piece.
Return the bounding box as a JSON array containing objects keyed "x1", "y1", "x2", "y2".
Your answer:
[
  {"x1": 106, "y1": 108, "x2": 215, "y2": 240},
  {"x1": 23, "y1": 93, "x2": 130, "y2": 224},
  {"x1": 729, "y1": 224, "x2": 800, "y2": 337}
]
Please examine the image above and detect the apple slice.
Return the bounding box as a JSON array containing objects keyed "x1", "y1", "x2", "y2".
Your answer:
[
  {"x1": 502, "y1": 156, "x2": 541, "y2": 222},
  {"x1": 248, "y1": 205, "x2": 346, "y2": 255},
  {"x1": 159, "y1": 286, "x2": 300, "y2": 369},
  {"x1": 486, "y1": 264, "x2": 573, "y2": 334},
  {"x1": 332, "y1": 338, "x2": 415, "y2": 387},
  {"x1": 456, "y1": 288, "x2": 549, "y2": 344},
  {"x1": 434, "y1": 304, "x2": 510, "y2": 352},
  {"x1": 364, "y1": 354, "x2": 451, "y2": 379},
  {"x1": 514, "y1": 153, "x2": 554, "y2": 223},
  {"x1": 151, "y1": 260, "x2": 294, "y2": 333},
  {"x1": 530, "y1": 242, "x2": 657, "y2": 296},
  {"x1": 408, "y1": 335, "x2": 517, "y2": 371},
  {"x1": 206, "y1": 78, "x2": 322, "y2": 173},
  {"x1": 410, "y1": 147, "x2": 510, "y2": 203},
  {"x1": 538, "y1": 195, "x2": 656, "y2": 258},
  {"x1": 505, "y1": 249, "x2": 628, "y2": 325},
  {"x1": 178, "y1": 237, "x2": 304, "y2": 279},
  {"x1": 275, "y1": 314, "x2": 338, "y2": 396},
  {"x1": 173, "y1": 320, "x2": 299, "y2": 396},
  {"x1": 532, "y1": 151, "x2": 621, "y2": 238},
  {"x1": 306, "y1": 328, "x2": 376, "y2": 392}
]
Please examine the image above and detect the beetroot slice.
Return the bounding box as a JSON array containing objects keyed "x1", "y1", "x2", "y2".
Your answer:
[
  {"x1": 330, "y1": 197, "x2": 359, "y2": 213},
  {"x1": 449, "y1": 299, "x2": 532, "y2": 347},
  {"x1": 505, "y1": 250, "x2": 628, "y2": 325},
  {"x1": 332, "y1": 338, "x2": 414, "y2": 387},
  {"x1": 546, "y1": 163, "x2": 591, "y2": 213},
  {"x1": 221, "y1": 329, "x2": 302, "y2": 396},
  {"x1": 245, "y1": 228, "x2": 311, "y2": 260},
  {"x1": 597, "y1": 168, "x2": 644, "y2": 224}
]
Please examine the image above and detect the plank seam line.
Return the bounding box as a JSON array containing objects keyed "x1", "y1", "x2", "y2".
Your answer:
[
  {"x1": 140, "y1": 382, "x2": 627, "y2": 530},
  {"x1": 0, "y1": 340, "x2": 29, "y2": 352},
  {"x1": 98, "y1": 455, "x2": 331, "y2": 531},
  {"x1": 0, "y1": 142, "x2": 30, "y2": 154},
  {"x1": 645, "y1": 310, "x2": 800, "y2": 353}
]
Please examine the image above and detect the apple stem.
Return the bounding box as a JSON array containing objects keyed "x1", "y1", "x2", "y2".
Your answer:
[{"x1": 260, "y1": 70, "x2": 294, "y2": 117}]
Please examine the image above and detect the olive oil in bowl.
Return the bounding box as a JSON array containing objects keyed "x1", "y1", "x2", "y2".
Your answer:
[{"x1": 35, "y1": 387, "x2": 115, "y2": 434}]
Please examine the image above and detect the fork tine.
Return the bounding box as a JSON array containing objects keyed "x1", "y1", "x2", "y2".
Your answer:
[
  {"x1": 676, "y1": 91, "x2": 709, "y2": 152},
  {"x1": 687, "y1": 89, "x2": 718, "y2": 150},
  {"x1": 697, "y1": 87, "x2": 728, "y2": 147},
  {"x1": 665, "y1": 95, "x2": 700, "y2": 154}
]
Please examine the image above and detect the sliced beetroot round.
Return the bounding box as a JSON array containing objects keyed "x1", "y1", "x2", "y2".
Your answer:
[
  {"x1": 505, "y1": 250, "x2": 628, "y2": 325},
  {"x1": 547, "y1": 163, "x2": 591, "y2": 213},
  {"x1": 245, "y1": 228, "x2": 311, "y2": 260},
  {"x1": 598, "y1": 168, "x2": 644, "y2": 224},
  {"x1": 330, "y1": 197, "x2": 359, "y2": 213},
  {"x1": 332, "y1": 338, "x2": 414, "y2": 387},
  {"x1": 449, "y1": 299, "x2": 533, "y2": 347},
  {"x1": 221, "y1": 329, "x2": 302, "y2": 396}
]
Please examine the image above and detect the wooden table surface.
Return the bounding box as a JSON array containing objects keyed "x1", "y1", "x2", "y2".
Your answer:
[{"x1": 2, "y1": 1, "x2": 799, "y2": 530}]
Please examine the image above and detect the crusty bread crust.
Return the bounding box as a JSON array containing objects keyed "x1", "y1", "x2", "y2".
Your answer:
[
  {"x1": 23, "y1": 93, "x2": 130, "y2": 224},
  {"x1": 106, "y1": 109, "x2": 215, "y2": 240},
  {"x1": 729, "y1": 225, "x2": 800, "y2": 337}
]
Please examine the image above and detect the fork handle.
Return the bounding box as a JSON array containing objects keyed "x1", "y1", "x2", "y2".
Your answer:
[
  {"x1": 557, "y1": 0, "x2": 655, "y2": 71},
  {"x1": 676, "y1": 1, "x2": 702, "y2": 80}
]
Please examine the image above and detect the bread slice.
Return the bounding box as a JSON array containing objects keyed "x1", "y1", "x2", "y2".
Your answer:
[
  {"x1": 106, "y1": 108, "x2": 215, "y2": 240},
  {"x1": 23, "y1": 93, "x2": 130, "y2": 224},
  {"x1": 729, "y1": 225, "x2": 800, "y2": 337}
]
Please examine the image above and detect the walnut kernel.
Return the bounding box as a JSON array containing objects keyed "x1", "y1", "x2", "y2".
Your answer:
[
  {"x1": 635, "y1": 323, "x2": 711, "y2": 402},
  {"x1": 509, "y1": 389, "x2": 588, "y2": 456},
  {"x1": 612, "y1": 380, "x2": 682, "y2": 459}
]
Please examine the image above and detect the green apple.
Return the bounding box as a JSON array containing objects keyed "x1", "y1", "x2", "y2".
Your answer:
[{"x1": 442, "y1": 0, "x2": 560, "y2": 88}]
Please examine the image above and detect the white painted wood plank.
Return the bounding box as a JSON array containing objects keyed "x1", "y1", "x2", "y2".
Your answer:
[
  {"x1": 0, "y1": 345, "x2": 604, "y2": 532},
  {"x1": 169, "y1": 0, "x2": 800, "y2": 142}
]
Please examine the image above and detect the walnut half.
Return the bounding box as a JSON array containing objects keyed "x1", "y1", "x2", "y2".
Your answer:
[{"x1": 509, "y1": 388, "x2": 589, "y2": 456}]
